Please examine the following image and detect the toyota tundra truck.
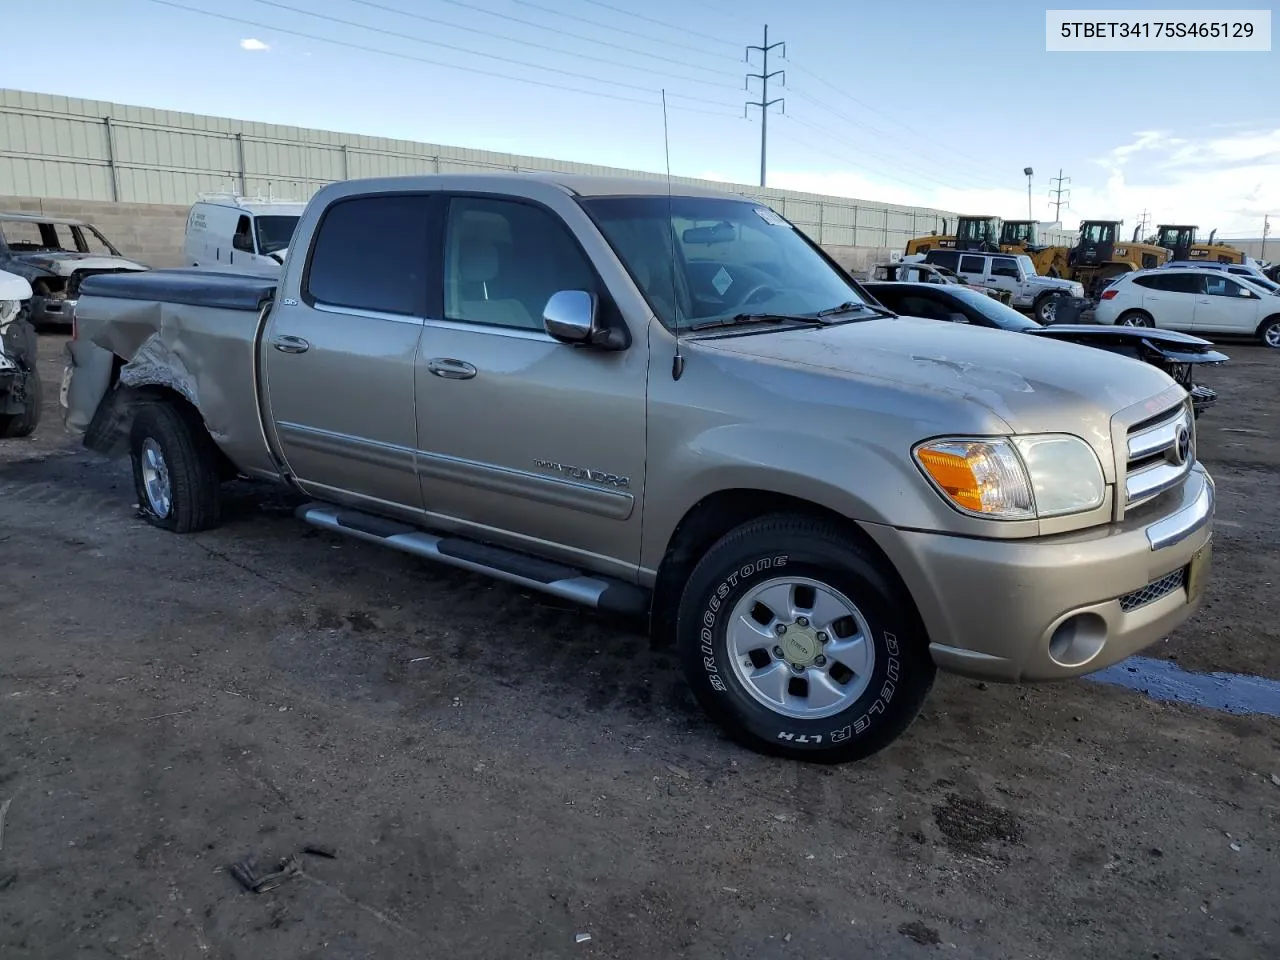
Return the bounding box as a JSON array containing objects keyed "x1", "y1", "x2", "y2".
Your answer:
[{"x1": 60, "y1": 173, "x2": 1215, "y2": 763}]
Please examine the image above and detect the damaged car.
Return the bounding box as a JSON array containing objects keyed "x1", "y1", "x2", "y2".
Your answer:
[
  {"x1": 0, "y1": 268, "x2": 41, "y2": 438},
  {"x1": 0, "y1": 213, "x2": 148, "y2": 328}
]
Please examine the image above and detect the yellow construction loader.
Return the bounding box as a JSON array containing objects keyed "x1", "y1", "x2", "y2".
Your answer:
[
  {"x1": 1066, "y1": 220, "x2": 1170, "y2": 295},
  {"x1": 995, "y1": 220, "x2": 1070, "y2": 277},
  {"x1": 1151, "y1": 224, "x2": 1244, "y2": 264},
  {"x1": 903, "y1": 215, "x2": 1000, "y2": 256}
]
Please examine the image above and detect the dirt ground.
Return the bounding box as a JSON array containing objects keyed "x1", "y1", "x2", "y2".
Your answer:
[{"x1": 2, "y1": 334, "x2": 1278, "y2": 960}]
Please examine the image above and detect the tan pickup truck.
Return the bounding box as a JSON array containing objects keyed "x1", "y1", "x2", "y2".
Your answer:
[{"x1": 61, "y1": 173, "x2": 1215, "y2": 763}]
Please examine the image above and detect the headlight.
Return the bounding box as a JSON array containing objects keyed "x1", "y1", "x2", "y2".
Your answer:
[{"x1": 914, "y1": 435, "x2": 1105, "y2": 520}]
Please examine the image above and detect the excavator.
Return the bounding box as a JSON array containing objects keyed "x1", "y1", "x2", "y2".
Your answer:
[
  {"x1": 903, "y1": 215, "x2": 1000, "y2": 255},
  {"x1": 1150, "y1": 224, "x2": 1244, "y2": 264}
]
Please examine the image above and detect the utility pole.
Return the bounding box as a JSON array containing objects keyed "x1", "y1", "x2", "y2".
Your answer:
[
  {"x1": 745, "y1": 25, "x2": 785, "y2": 188},
  {"x1": 1048, "y1": 169, "x2": 1071, "y2": 223}
]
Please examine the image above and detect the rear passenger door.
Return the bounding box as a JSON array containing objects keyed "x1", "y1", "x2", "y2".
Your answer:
[
  {"x1": 261, "y1": 193, "x2": 434, "y2": 519},
  {"x1": 956, "y1": 254, "x2": 988, "y2": 287},
  {"x1": 413, "y1": 193, "x2": 648, "y2": 579}
]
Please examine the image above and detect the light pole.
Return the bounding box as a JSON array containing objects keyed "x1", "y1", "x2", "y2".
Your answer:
[
  {"x1": 1263, "y1": 214, "x2": 1271, "y2": 262},
  {"x1": 1023, "y1": 167, "x2": 1034, "y2": 220}
]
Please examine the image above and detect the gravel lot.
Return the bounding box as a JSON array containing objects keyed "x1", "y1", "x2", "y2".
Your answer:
[{"x1": 2, "y1": 333, "x2": 1278, "y2": 960}]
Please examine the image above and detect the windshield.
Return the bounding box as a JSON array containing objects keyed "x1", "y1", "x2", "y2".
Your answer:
[
  {"x1": 254, "y1": 215, "x2": 299, "y2": 255},
  {"x1": 1003, "y1": 223, "x2": 1034, "y2": 244},
  {"x1": 580, "y1": 196, "x2": 866, "y2": 330},
  {"x1": 958, "y1": 218, "x2": 996, "y2": 243},
  {"x1": 945, "y1": 286, "x2": 1042, "y2": 331},
  {"x1": 1081, "y1": 223, "x2": 1115, "y2": 245}
]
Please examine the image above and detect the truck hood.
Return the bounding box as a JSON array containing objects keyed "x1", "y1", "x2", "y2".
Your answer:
[
  {"x1": 10, "y1": 251, "x2": 148, "y2": 276},
  {"x1": 691, "y1": 314, "x2": 1177, "y2": 439},
  {"x1": 1026, "y1": 274, "x2": 1080, "y2": 292}
]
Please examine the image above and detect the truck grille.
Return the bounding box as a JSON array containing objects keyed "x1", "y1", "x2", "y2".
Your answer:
[
  {"x1": 1118, "y1": 567, "x2": 1186, "y2": 612},
  {"x1": 1124, "y1": 402, "x2": 1194, "y2": 510}
]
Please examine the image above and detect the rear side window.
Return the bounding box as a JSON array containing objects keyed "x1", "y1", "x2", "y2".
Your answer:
[
  {"x1": 958, "y1": 255, "x2": 986, "y2": 274},
  {"x1": 924, "y1": 250, "x2": 959, "y2": 271},
  {"x1": 1134, "y1": 273, "x2": 1201, "y2": 293},
  {"x1": 305, "y1": 195, "x2": 431, "y2": 315}
]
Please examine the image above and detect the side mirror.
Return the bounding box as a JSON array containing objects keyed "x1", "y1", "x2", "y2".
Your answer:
[
  {"x1": 542, "y1": 290, "x2": 629, "y2": 350},
  {"x1": 232, "y1": 233, "x2": 254, "y2": 252}
]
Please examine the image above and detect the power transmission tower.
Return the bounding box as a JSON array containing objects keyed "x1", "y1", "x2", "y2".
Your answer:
[
  {"x1": 1136, "y1": 209, "x2": 1152, "y2": 238},
  {"x1": 1048, "y1": 169, "x2": 1071, "y2": 222},
  {"x1": 745, "y1": 25, "x2": 785, "y2": 188}
]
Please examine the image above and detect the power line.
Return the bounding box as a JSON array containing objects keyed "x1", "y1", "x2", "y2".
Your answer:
[
  {"x1": 350, "y1": 0, "x2": 742, "y2": 82},
  {"x1": 574, "y1": 0, "x2": 741, "y2": 49},
  {"x1": 783, "y1": 62, "x2": 1000, "y2": 172},
  {"x1": 1048, "y1": 169, "x2": 1071, "y2": 221},
  {"x1": 245, "y1": 0, "x2": 739, "y2": 108},
  {"x1": 509, "y1": 0, "x2": 741, "y2": 60},
  {"x1": 783, "y1": 114, "x2": 991, "y2": 195},
  {"x1": 142, "y1": 0, "x2": 740, "y2": 117},
  {"x1": 782, "y1": 88, "x2": 1013, "y2": 192},
  {"x1": 780, "y1": 123, "x2": 954, "y2": 200},
  {"x1": 746, "y1": 25, "x2": 785, "y2": 188}
]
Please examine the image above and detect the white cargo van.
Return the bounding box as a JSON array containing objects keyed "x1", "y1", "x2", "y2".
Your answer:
[{"x1": 182, "y1": 194, "x2": 306, "y2": 277}]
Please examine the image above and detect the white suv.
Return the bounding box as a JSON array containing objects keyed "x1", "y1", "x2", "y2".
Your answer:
[
  {"x1": 923, "y1": 250, "x2": 1083, "y2": 322},
  {"x1": 1096, "y1": 267, "x2": 1280, "y2": 347}
]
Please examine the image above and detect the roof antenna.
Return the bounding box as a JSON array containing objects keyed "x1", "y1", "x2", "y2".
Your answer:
[{"x1": 662, "y1": 89, "x2": 685, "y2": 381}]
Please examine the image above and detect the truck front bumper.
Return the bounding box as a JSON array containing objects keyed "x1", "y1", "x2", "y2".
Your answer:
[{"x1": 864, "y1": 465, "x2": 1214, "y2": 682}]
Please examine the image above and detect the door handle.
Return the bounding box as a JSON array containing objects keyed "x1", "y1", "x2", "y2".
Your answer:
[
  {"x1": 427, "y1": 357, "x2": 477, "y2": 380},
  {"x1": 1197, "y1": 299, "x2": 1210, "y2": 304},
  {"x1": 272, "y1": 335, "x2": 310, "y2": 354}
]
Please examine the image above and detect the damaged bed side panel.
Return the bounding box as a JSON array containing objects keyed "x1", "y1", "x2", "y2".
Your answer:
[{"x1": 67, "y1": 293, "x2": 279, "y2": 477}]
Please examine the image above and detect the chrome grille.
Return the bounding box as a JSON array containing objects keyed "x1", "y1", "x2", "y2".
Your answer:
[
  {"x1": 1124, "y1": 403, "x2": 1194, "y2": 509},
  {"x1": 1118, "y1": 568, "x2": 1186, "y2": 612}
]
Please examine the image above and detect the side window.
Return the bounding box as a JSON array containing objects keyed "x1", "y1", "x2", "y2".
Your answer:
[
  {"x1": 925, "y1": 251, "x2": 959, "y2": 271},
  {"x1": 1164, "y1": 272, "x2": 1204, "y2": 294},
  {"x1": 1133, "y1": 275, "x2": 1163, "y2": 290},
  {"x1": 898, "y1": 294, "x2": 952, "y2": 320},
  {"x1": 443, "y1": 196, "x2": 597, "y2": 331},
  {"x1": 1203, "y1": 275, "x2": 1240, "y2": 298},
  {"x1": 990, "y1": 257, "x2": 1019, "y2": 278},
  {"x1": 958, "y1": 255, "x2": 986, "y2": 275},
  {"x1": 234, "y1": 215, "x2": 253, "y2": 247},
  {"x1": 305, "y1": 195, "x2": 431, "y2": 316}
]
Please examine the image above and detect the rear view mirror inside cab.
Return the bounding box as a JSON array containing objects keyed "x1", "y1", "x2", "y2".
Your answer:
[{"x1": 682, "y1": 221, "x2": 736, "y2": 245}]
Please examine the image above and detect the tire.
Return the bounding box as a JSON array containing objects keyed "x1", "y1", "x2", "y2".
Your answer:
[
  {"x1": 1117, "y1": 310, "x2": 1153, "y2": 328},
  {"x1": 1033, "y1": 292, "x2": 1062, "y2": 325},
  {"x1": 0, "y1": 317, "x2": 42, "y2": 439},
  {"x1": 1258, "y1": 316, "x2": 1280, "y2": 349},
  {"x1": 676, "y1": 514, "x2": 936, "y2": 764},
  {"x1": 129, "y1": 401, "x2": 223, "y2": 533}
]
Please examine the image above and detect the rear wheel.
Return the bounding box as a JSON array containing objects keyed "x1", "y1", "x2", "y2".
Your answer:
[
  {"x1": 129, "y1": 401, "x2": 223, "y2": 532},
  {"x1": 1259, "y1": 316, "x2": 1280, "y2": 349},
  {"x1": 1118, "y1": 310, "x2": 1153, "y2": 328},
  {"x1": 676, "y1": 515, "x2": 935, "y2": 764}
]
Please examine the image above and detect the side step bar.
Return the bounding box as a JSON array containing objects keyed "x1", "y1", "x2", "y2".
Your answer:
[{"x1": 296, "y1": 503, "x2": 650, "y2": 617}]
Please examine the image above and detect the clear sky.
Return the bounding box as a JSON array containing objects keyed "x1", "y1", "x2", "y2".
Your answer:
[{"x1": 2, "y1": 0, "x2": 1277, "y2": 234}]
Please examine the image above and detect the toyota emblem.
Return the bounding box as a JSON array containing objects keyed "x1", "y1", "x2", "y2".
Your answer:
[{"x1": 1171, "y1": 425, "x2": 1191, "y2": 466}]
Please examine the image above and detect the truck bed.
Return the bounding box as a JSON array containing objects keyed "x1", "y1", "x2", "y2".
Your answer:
[{"x1": 77, "y1": 268, "x2": 277, "y2": 312}]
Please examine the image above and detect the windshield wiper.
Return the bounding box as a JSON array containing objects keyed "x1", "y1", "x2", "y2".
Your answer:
[
  {"x1": 687, "y1": 312, "x2": 826, "y2": 331},
  {"x1": 817, "y1": 300, "x2": 896, "y2": 319}
]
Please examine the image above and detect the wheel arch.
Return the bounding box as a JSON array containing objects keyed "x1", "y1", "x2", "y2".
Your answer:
[{"x1": 649, "y1": 488, "x2": 917, "y2": 648}]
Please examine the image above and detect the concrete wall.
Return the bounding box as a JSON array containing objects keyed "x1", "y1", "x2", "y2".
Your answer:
[
  {"x1": 0, "y1": 194, "x2": 189, "y2": 268},
  {"x1": 0, "y1": 88, "x2": 959, "y2": 252}
]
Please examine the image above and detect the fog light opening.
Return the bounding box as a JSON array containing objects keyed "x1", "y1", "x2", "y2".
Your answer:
[{"x1": 1048, "y1": 613, "x2": 1108, "y2": 668}]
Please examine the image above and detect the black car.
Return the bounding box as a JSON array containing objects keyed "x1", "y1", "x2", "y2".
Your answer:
[{"x1": 862, "y1": 281, "x2": 1227, "y2": 417}]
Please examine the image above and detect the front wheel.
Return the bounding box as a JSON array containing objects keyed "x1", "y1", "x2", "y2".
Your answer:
[
  {"x1": 1259, "y1": 316, "x2": 1280, "y2": 349},
  {"x1": 129, "y1": 401, "x2": 224, "y2": 533},
  {"x1": 0, "y1": 317, "x2": 42, "y2": 438},
  {"x1": 676, "y1": 515, "x2": 936, "y2": 763},
  {"x1": 1033, "y1": 292, "x2": 1062, "y2": 325}
]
